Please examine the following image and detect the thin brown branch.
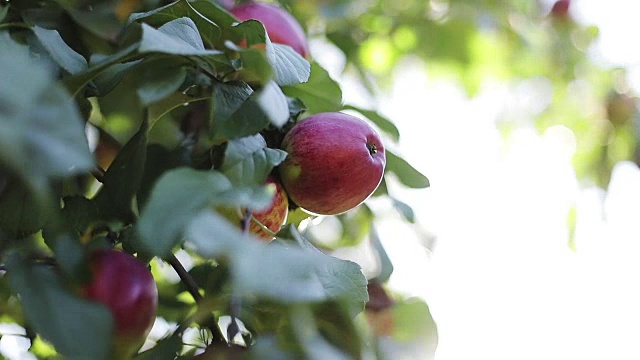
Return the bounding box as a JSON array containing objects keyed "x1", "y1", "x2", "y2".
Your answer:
[
  {"x1": 167, "y1": 254, "x2": 226, "y2": 345},
  {"x1": 91, "y1": 166, "x2": 106, "y2": 183}
]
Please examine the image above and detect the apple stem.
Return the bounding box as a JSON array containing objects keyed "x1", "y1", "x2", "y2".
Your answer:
[{"x1": 241, "y1": 210, "x2": 252, "y2": 233}]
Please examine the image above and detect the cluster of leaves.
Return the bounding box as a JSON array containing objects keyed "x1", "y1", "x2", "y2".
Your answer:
[{"x1": 0, "y1": 0, "x2": 433, "y2": 359}]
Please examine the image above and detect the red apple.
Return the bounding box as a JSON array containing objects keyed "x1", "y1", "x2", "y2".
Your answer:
[
  {"x1": 218, "y1": 176, "x2": 289, "y2": 241},
  {"x1": 550, "y1": 0, "x2": 570, "y2": 18},
  {"x1": 278, "y1": 112, "x2": 386, "y2": 215},
  {"x1": 217, "y1": 0, "x2": 234, "y2": 9},
  {"x1": 230, "y1": 2, "x2": 310, "y2": 58},
  {"x1": 84, "y1": 249, "x2": 158, "y2": 358},
  {"x1": 248, "y1": 175, "x2": 289, "y2": 240}
]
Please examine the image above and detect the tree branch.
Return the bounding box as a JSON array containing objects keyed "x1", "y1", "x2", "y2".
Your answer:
[{"x1": 167, "y1": 254, "x2": 226, "y2": 345}]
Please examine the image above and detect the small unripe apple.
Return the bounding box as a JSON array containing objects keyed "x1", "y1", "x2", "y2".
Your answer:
[
  {"x1": 230, "y1": 2, "x2": 310, "y2": 58},
  {"x1": 84, "y1": 249, "x2": 158, "y2": 358},
  {"x1": 278, "y1": 112, "x2": 386, "y2": 215},
  {"x1": 219, "y1": 176, "x2": 289, "y2": 241}
]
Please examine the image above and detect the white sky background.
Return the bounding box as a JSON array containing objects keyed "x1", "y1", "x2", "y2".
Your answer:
[{"x1": 330, "y1": 1, "x2": 640, "y2": 359}]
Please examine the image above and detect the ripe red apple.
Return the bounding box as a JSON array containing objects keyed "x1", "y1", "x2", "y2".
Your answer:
[
  {"x1": 278, "y1": 112, "x2": 386, "y2": 215},
  {"x1": 230, "y1": 2, "x2": 310, "y2": 58},
  {"x1": 248, "y1": 175, "x2": 289, "y2": 240},
  {"x1": 84, "y1": 249, "x2": 158, "y2": 358}
]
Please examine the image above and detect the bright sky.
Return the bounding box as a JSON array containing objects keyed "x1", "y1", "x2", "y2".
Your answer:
[{"x1": 359, "y1": 1, "x2": 640, "y2": 359}]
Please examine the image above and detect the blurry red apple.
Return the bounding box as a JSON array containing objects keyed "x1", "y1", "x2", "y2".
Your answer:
[
  {"x1": 230, "y1": 2, "x2": 310, "y2": 58},
  {"x1": 248, "y1": 175, "x2": 289, "y2": 240},
  {"x1": 550, "y1": 0, "x2": 570, "y2": 18},
  {"x1": 84, "y1": 249, "x2": 158, "y2": 358},
  {"x1": 216, "y1": 0, "x2": 234, "y2": 9},
  {"x1": 278, "y1": 112, "x2": 386, "y2": 215}
]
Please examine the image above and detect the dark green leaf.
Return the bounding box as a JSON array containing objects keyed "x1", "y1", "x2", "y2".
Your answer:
[
  {"x1": 343, "y1": 105, "x2": 400, "y2": 142},
  {"x1": 0, "y1": 34, "x2": 94, "y2": 189},
  {"x1": 210, "y1": 82, "x2": 274, "y2": 141},
  {"x1": 0, "y1": 179, "x2": 54, "y2": 239},
  {"x1": 137, "y1": 168, "x2": 273, "y2": 257},
  {"x1": 129, "y1": 0, "x2": 222, "y2": 48},
  {"x1": 135, "y1": 59, "x2": 188, "y2": 106},
  {"x1": 93, "y1": 120, "x2": 148, "y2": 221},
  {"x1": 137, "y1": 144, "x2": 188, "y2": 212},
  {"x1": 385, "y1": 150, "x2": 430, "y2": 189},
  {"x1": 5, "y1": 252, "x2": 113, "y2": 360},
  {"x1": 272, "y1": 43, "x2": 311, "y2": 86},
  {"x1": 139, "y1": 18, "x2": 214, "y2": 54},
  {"x1": 0, "y1": 5, "x2": 8, "y2": 22},
  {"x1": 135, "y1": 331, "x2": 183, "y2": 360},
  {"x1": 63, "y1": 43, "x2": 140, "y2": 97},
  {"x1": 282, "y1": 62, "x2": 343, "y2": 114},
  {"x1": 222, "y1": 134, "x2": 288, "y2": 186},
  {"x1": 32, "y1": 25, "x2": 88, "y2": 75},
  {"x1": 148, "y1": 91, "x2": 210, "y2": 130}
]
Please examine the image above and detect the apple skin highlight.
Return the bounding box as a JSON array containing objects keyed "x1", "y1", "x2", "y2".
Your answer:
[{"x1": 279, "y1": 112, "x2": 386, "y2": 215}]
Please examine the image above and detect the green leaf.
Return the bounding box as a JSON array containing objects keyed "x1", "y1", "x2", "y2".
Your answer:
[
  {"x1": 0, "y1": 178, "x2": 54, "y2": 239},
  {"x1": 137, "y1": 144, "x2": 188, "y2": 211},
  {"x1": 291, "y1": 227, "x2": 368, "y2": 315},
  {"x1": 135, "y1": 331, "x2": 183, "y2": 360},
  {"x1": 148, "y1": 91, "x2": 210, "y2": 130},
  {"x1": 385, "y1": 150, "x2": 430, "y2": 189},
  {"x1": 282, "y1": 62, "x2": 343, "y2": 114},
  {"x1": 255, "y1": 81, "x2": 290, "y2": 127},
  {"x1": 0, "y1": 5, "x2": 9, "y2": 22},
  {"x1": 369, "y1": 226, "x2": 393, "y2": 283},
  {"x1": 392, "y1": 298, "x2": 438, "y2": 349},
  {"x1": 135, "y1": 58, "x2": 188, "y2": 106},
  {"x1": 272, "y1": 43, "x2": 311, "y2": 86},
  {"x1": 93, "y1": 120, "x2": 148, "y2": 221},
  {"x1": 32, "y1": 25, "x2": 88, "y2": 75},
  {"x1": 137, "y1": 168, "x2": 274, "y2": 257},
  {"x1": 188, "y1": 217, "x2": 368, "y2": 309},
  {"x1": 210, "y1": 81, "x2": 275, "y2": 141},
  {"x1": 0, "y1": 33, "x2": 94, "y2": 187},
  {"x1": 139, "y1": 18, "x2": 218, "y2": 55},
  {"x1": 343, "y1": 105, "x2": 400, "y2": 142},
  {"x1": 63, "y1": 43, "x2": 140, "y2": 97},
  {"x1": 392, "y1": 198, "x2": 415, "y2": 223},
  {"x1": 221, "y1": 134, "x2": 288, "y2": 186},
  {"x1": 129, "y1": 0, "x2": 222, "y2": 48},
  {"x1": 5, "y1": 252, "x2": 113, "y2": 360}
]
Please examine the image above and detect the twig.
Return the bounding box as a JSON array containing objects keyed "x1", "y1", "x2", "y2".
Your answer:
[
  {"x1": 168, "y1": 254, "x2": 202, "y2": 302},
  {"x1": 91, "y1": 166, "x2": 106, "y2": 183},
  {"x1": 167, "y1": 254, "x2": 226, "y2": 344}
]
